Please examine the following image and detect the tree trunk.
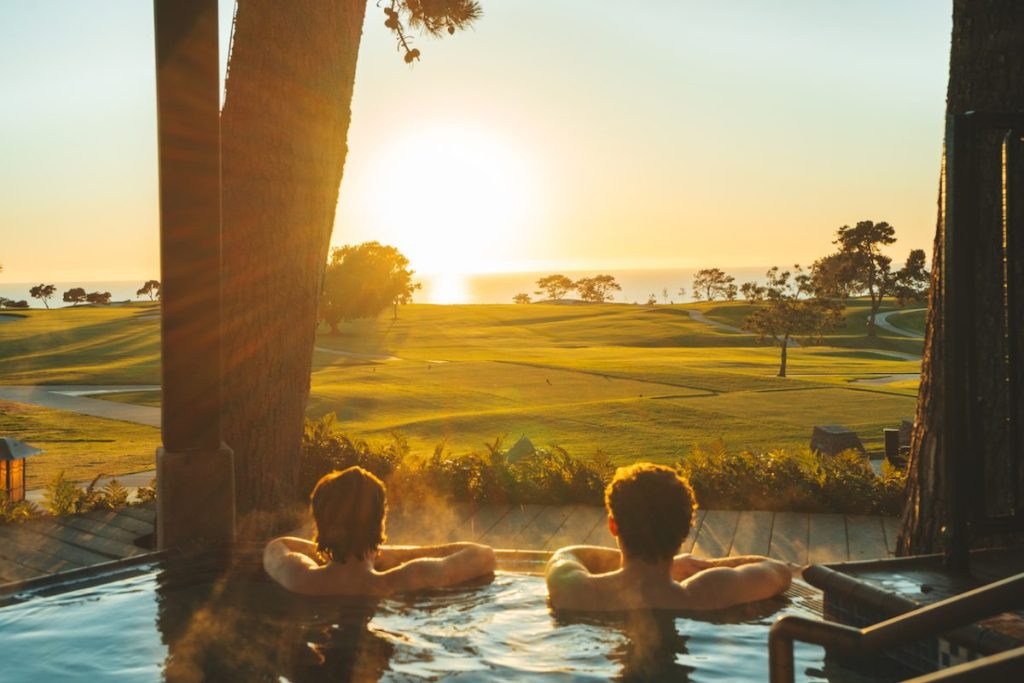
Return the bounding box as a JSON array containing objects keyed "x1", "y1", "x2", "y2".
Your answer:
[
  {"x1": 866, "y1": 292, "x2": 878, "y2": 337},
  {"x1": 899, "y1": 0, "x2": 1024, "y2": 554},
  {"x1": 221, "y1": 0, "x2": 367, "y2": 515},
  {"x1": 778, "y1": 334, "x2": 789, "y2": 377}
]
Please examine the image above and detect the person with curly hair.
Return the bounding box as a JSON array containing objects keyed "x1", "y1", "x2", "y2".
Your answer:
[{"x1": 546, "y1": 463, "x2": 793, "y2": 610}]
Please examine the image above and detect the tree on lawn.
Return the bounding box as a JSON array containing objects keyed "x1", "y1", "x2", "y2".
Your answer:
[
  {"x1": 220, "y1": 1, "x2": 481, "y2": 513},
  {"x1": 86, "y1": 291, "x2": 112, "y2": 305},
  {"x1": 892, "y1": 249, "x2": 930, "y2": 306},
  {"x1": 576, "y1": 274, "x2": 621, "y2": 303},
  {"x1": 816, "y1": 221, "x2": 927, "y2": 336},
  {"x1": 743, "y1": 266, "x2": 844, "y2": 377},
  {"x1": 833, "y1": 220, "x2": 896, "y2": 335},
  {"x1": 899, "y1": 0, "x2": 1024, "y2": 554},
  {"x1": 137, "y1": 280, "x2": 161, "y2": 301},
  {"x1": 809, "y1": 251, "x2": 859, "y2": 298},
  {"x1": 319, "y1": 242, "x2": 420, "y2": 333},
  {"x1": 535, "y1": 274, "x2": 575, "y2": 301},
  {"x1": 691, "y1": 268, "x2": 735, "y2": 301},
  {"x1": 512, "y1": 292, "x2": 531, "y2": 304},
  {"x1": 29, "y1": 284, "x2": 56, "y2": 309},
  {"x1": 740, "y1": 281, "x2": 766, "y2": 303},
  {"x1": 63, "y1": 287, "x2": 87, "y2": 306}
]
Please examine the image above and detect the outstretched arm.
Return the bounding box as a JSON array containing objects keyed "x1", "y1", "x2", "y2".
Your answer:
[
  {"x1": 263, "y1": 536, "x2": 322, "y2": 593},
  {"x1": 375, "y1": 543, "x2": 486, "y2": 571},
  {"x1": 676, "y1": 558, "x2": 793, "y2": 610},
  {"x1": 379, "y1": 543, "x2": 496, "y2": 594},
  {"x1": 549, "y1": 545, "x2": 621, "y2": 574}
]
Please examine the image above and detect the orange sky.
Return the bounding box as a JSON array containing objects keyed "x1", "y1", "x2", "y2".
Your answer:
[{"x1": 0, "y1": 1, "x2": 950, "y2": 281}]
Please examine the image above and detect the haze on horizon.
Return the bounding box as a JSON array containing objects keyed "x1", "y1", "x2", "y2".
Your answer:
[{"x1": 0, "y1": 1, "x2": 949, "y2": 283}]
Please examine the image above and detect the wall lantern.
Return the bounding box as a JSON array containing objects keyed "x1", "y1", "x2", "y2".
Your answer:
[{"x1": 0, "y1": 437, "x2": 44, "y2": 503}]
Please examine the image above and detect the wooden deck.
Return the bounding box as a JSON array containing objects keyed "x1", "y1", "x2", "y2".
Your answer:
[
  {"x1": 0, "y1": 503, "x2": 154, "y2": 584},
  {"x1": 386, "y1": 503, "x2": 899, "y2": 564},
  {"x1": 0, "y1": 502, "x2": 897, "y2": 585}
]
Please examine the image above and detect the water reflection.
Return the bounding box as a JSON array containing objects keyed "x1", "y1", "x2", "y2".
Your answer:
[{"x1": 145, "y1": 554, "x2": 817, "y2": 682}]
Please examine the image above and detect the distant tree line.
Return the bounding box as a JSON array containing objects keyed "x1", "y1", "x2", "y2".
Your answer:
[
  {"x1": 514, "y1": 274, "x2": 623, "y2": 304},
  {"x1": 510, "y1": 219, "x2": 926, "y2": 377},
  {"x1": 4, "y1": 281, "x2": 161, "y2": 309}
]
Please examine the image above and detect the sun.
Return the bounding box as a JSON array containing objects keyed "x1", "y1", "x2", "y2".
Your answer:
[{"x1": 350, "y1": 123, "x2": 541, "y2": 275}]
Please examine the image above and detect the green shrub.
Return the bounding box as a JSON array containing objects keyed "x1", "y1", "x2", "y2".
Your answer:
[
  {"x1": 0, "y1": 491, "x2": 38, "y2": 524},
  {"x1": 677, "y1": 442, "x2": 906, "y2": 515},
  {"x1": 44, "y1": 471, "x2": 84, "y2": 516},
  {"x1": 300, "y1": 414, "x2": 907, "y2": 513},
  {"x1": 300, "y1": 416, "x2": 614, "y2": 505},
  {"x1": 300, "y1": 413, "x2": 404, "y2": 496},
  {"x1": 98, "y1": 479, "x2": 130, "y2": 509},
  {"x1": 136, "y1": 478, "x2": 157, "y2": 503},
  {"x1": 43, "y1": 472, "x2": 141, "y2": 516}
]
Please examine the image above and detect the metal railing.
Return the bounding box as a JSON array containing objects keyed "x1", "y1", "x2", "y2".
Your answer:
[
  {"x1": 768, "y1": 572, "x2": 1024, "y2": 682},
  {"x1": 904, "y1": 644, "x2": 1024, "y2": 682}
]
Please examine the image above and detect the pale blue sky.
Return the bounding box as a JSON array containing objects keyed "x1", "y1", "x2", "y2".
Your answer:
[{"x1": 0, "y1": 1, "x2": 951, "y2": 281}]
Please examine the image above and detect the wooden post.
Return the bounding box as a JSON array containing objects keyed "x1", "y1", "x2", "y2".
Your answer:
[{"x1": 153, "y1": 0, "x2": 234, "y2": 548}]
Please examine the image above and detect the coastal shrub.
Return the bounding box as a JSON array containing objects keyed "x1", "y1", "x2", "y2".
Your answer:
[
  {"x1": 402, "y1": 439, "x2": 614, "y2": 505},
  {"x1": 0, "y1": 491, "x2": 38, "y2": 524},
  {"x1": 678, "y1": 442, "x2": 906, "y2": 515},
  {"x1": 97, "y1": 479, "x2": 130, "y2": 509},
  {"x1": 136, "y1": 478, "x2": 157, "y2": 503},
  {"x1": 300, "y1": 413, "x2": 404, "y2": 495},
  {"x1": 300, "y1": 417, "x2": 614, "y2": 505},
  {"x1": 42, "y1": 472, "x2": 136, "y2": 516},
  {"x1": 300, "y1": 415, "x2": 907, "y2": 513},
  {"x1": 43, "y1": 471, "x2": 83, "y2": 516}
]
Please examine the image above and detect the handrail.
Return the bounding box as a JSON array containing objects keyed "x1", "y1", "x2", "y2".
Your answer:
[
  {"x1": 768, "y1": 571, "x2": 1024, "y2": 683},
  {"x1": 903, "y1": 644, "x2": 1024, "y2": 682}
]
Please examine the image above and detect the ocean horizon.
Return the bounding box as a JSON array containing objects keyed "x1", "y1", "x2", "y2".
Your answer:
[{"x1": 0, "y1": 267, "x2": 777, "y2": 308}]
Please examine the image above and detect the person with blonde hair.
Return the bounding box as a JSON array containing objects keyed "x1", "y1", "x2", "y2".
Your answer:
[
  {"x1": 546, "y1": 463, "x2": 793, "y2": 611},
  {"x1": 264, "y1": 466, "x2": 496, "y2": 595}
]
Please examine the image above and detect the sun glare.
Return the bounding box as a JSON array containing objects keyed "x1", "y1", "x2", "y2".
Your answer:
[{"x1": 352, "y1": 124, "x2": 541, "y2": 277}]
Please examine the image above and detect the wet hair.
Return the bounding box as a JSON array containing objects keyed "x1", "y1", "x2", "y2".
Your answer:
[
  {"x1": 310, "y1": 467, "x2": 387, "y2": 563},
  {"x1": 604, "y1": 463, "x2": 697, "y2": 563}
]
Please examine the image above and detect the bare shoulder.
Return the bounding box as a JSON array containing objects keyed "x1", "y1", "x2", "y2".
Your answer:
[
  {"x1": 263, "y1": 538, "x2": 324, "y2": 594},
  {"x1": 545, "y1": 548, "x2": 602, "y2": 610}
]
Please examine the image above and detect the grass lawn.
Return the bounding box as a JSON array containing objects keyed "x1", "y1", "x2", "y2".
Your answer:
[
  {"x1": 0, "y1": 399, "x2": 159, "y2": 489},
  {"x1": 0, "y1": 302, "x2": 160, "y2": 385},
  {"x1": 0, "y1": 300, "x2": 923, "y2": 481},
  {"x1": 307, "y1": 303, "x2": 919, "y2": 460},
  {"x1": 886, "y1": 307, "x2": 927, "y2": 336}
]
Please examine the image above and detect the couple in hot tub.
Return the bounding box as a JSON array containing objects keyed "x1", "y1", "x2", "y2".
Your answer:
[{"x1": 263, "y1": 463, "x2": 793, "y2": 611}]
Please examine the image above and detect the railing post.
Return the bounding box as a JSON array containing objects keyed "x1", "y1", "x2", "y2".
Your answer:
[
  {"x1": 942, "y1": 113, "x2": 974, "y2": 574},
  {"x1": 153, "y1": 0, "x2": 234, "y2": 548}
]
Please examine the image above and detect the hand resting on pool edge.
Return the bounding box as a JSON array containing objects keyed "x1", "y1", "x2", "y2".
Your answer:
[
  {"x1": 263, "y1": 466, "x2": 496, "y2": 596},
  {"x1": 545, "y1": 463, "x2": 793, "y2": 611}
]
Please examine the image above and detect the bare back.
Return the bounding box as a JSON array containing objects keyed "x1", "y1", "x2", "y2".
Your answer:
[{"x1": 546, "y1": 546, "x2": 793, "y2": 612}]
